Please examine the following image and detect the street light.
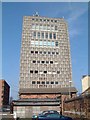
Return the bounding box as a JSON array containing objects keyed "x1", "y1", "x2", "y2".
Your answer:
[{"x1": 69, "y1": 81, "x2": 72, "y2": 99}]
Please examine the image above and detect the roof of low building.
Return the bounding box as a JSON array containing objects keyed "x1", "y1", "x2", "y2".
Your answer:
[{"x1": 19, "y1": 87, "x2": 77, "y2": 94}]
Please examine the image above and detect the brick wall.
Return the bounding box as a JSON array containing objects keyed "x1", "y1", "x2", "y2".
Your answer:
[{"x1": 63, "y1": 94, "x2": 90, "y2": 119}]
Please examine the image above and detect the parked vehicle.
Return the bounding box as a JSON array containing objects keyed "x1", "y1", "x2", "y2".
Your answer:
[{"x1": 32, "y1": 110, "x2": 73, "y2": 120}]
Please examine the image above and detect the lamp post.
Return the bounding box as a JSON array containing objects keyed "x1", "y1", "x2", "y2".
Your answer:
[{"x1": 69, "y1": 81, "x2": 72, "y2": 99}]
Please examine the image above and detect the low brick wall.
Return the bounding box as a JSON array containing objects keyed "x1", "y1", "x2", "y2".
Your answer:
[{"x1": 63, "y1": 94, "x2": 90, "y2": 119}]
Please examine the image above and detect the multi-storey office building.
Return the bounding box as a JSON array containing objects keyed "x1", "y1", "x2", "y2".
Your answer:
[
  {"x1": 19, "y1": 14, "x2": 72, "y2": 91},
  {"x1": 13, "y1": 14, "x2": 77, "y2": 118}
]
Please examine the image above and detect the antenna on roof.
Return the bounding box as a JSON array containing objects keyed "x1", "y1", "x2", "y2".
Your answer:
[{"x1": 33, "y1": 12, "x2": 39, "y2": 17}]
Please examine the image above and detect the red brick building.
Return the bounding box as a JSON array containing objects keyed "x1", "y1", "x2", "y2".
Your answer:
[{"x1": 0, "y1": 80, "x2": 10, "y2": 109}]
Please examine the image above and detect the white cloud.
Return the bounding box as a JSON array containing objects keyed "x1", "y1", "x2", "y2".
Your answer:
[{"x1": 67, "y1": 5, "x2": 88, "y2": 39}]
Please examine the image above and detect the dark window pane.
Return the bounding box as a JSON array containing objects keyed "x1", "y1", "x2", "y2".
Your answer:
[
  {"x1": 32, "y1": 81, "x2": 35, "y2": 84},
  {"x1": 44, "y1": 71, "x2": 47, "y2": 73},
  {"x1": 46, "y1": 81, "x2": 49, "y2": 84},
  {"x1": 51, "y1": 81, "x2": 54, "y2": 84},
  {"x1": 46, "y1": 61, "x2": 49, "y2": 64},
  {"x1": 40, "y1": 51, "x2": 42, "y2": 54},
  {"x1": 55, "y1": 26, "x2": 57, "y2": 30},
  {"x1": 42, "y1": 81, "x2": 45, "y2": 84},
  {"x1": 52, "y1": 52, "x2": 55, "y2": 54},
  {"x1": 46, "y1": 33, "x2": 48, "y2": 38},
  {"x1": 49, "y1": 33, "x2": 52, "y2": 39},
  {"x1": 41, "y1": 33, "x2": 44, "y2": 38},
  {"x1": 48, "y1": 52, "x2": 51, "y2": 54},
  {"x1": 44, "y1": 51, "x2": 46, "y2": 54},
  {"x1": 40, "y1": 19, "x2": 42, "y2": 21},
  {"x1": 37, "y1": 81, "x2": 40, "y2": 84},
  {"x1": 33, "y1": 32, "x2": 36, "y2": 37},
  {"x1": 30, "y1": 70, "x2": 33, "y2": 73},
  {"x1": 55, "y1": 20, "x2": 57, "y2": 23},
  {"x1": 55, "y1": 41, "x2": 58, "y2": 46},
  {"x1": 31, "y1": 51, "x2": 34, "y2": 53},
  {"x1": 37, "y1": 61, "x2": 40, "y2": 63},
  {"x1": 56, "y1": 52, "x2": 59, "y2": 54},
  {"x1": 42, "y1": 61, "x2": 45, "y2": 63},
  {"x1": 33, "y1": 60, "x2": 36, "y2": 63},
  {"x1": 53, "y1": 33, "x2": 56, "y2": 39},
  {"x1": 50, "y1": 61, "x2": 53, "y2": 64},
  {"x1": 55, "y1": 81, "x2": 58, "y2": 84},
  {"x1": 35, "y1": 51, "x2": 38, "y2": 54},
  {"x1": 38, "y1": 32, "x2": 40, "y2": 38},
  {"x1": 35, "y1": 70, "x2": 38, "y2": 73},
  {"x1": 57, "y1": 71, "x2": 60, "y2": 74}
]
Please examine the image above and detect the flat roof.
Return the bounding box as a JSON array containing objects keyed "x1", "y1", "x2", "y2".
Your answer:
[{"x1": 19, "y1": 87, "x2": 77, "y2": 94}]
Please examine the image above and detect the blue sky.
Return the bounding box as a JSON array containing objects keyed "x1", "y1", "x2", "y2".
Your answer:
[{"x1": 2, "y1": 2, "x2": 88, "y2": 99}]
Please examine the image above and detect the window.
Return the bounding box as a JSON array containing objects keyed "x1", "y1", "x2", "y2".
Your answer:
[
  {"x1": 47, "y1": 19, "x2": 49, "y2": 22},
  {"x1": 56, "y1": 52, "x2": 59, "y2": 54},
  {"x1": 47, "y1": 25, "x2": 50, "y2": 30},
  {"x1": 51, "y1": 81, "x2": 54, "y2": 84},
  {"x1": 57, "y1": 71, "x2": 60, "y2": 74},
  {"x1": 36, "y1": 19, "x2": 38, "y2": 21},
  {"x1": 40, "y1": 41, "x2": 43, "y2": 46},
  {"x1": 43, "y1": 41, "x2": 47, "y2": 46},
  {"x1": 55, "y1": 81, "x2": 58, "y2": 84},
  {"x1": 33, "y1": 60, "x2": 36, "y2": 63},
  {"x1": 35, "y1": 70, "x2": 38, "y2": 73},
  {"x1": 44, "y1": 19, "x2": 46, "y2": 21},
  {"x1": 44, "y1": 71, "x2": 47, "y2": 73},
  {"x1": 46, "y1": 81, "x2": 49, "y2": 84},
  {"x1": 35, "y1": 41, "x2": 39, "y2": 46},
  {"x1": 33, "y1": 32, "x2": 36, "y2": 38},
  {"x1": 55, "y1": 20, "x2": 57, "y2": 23},
  {"x1": 48, "y1": 41, "x2": 51, "y2": 46},
  {"x1": 38, "y1": 32, "x2": 40, "y2": 38},
  {"x1": 31, "y1": 41, "x2": 34, "y2": 45},
  {"x1": 40, "y1": 19, "x2": 42, "y2": 21},
  {"x1": 32, "y1": 81, "x2": 35, "y2": 84},
  {"x1": 52, "y1": 42, "x2": 55, "y2": 47},
  {"x1": 49, "y1": 33, "x2": 52, "y2": 39},
  {"x1": 35, "y1": 51, "x2": 38, "y2": 54},
  {"x1": 31, "y1": 51, "x2": 34, "y2": 53},
  {"x1": 32, "y1": 24, "x2": 35, "y2": 29},
  {"x1": 46, "y1": 61, "x2": 49, "y2": 64},
  {"x1": 42, "y1": 81, "x2": 45, "y2": 84},
  {"x1": 42, "y1": 61, "x2": 45, "y2": 63},
  {"x1": 37, "y1": 61, "x2": 40, "y2": 63},
  {"x1": 41, "y1": 33, "x2": 44, "y2": 38},
  {"x1": 48, "y1": 52, "x2": 51, "y2": 54},
  {"x1": 40, "y1": 51, "x2": 42, "y2": 54},
  {"x1": 36, "y1": 24, "x2": 39, "y2": 29},
  {"x1": 37, "y1": 81, "x2": 40, "y2": 84},
  {"x1": 52, "y1": 52, "x2": 55, "y2": 54},
  {"x1": 55, "y1": 41, "x2": 58, "y2": 46},
  {"x1": 51, "y1": 20, "x2": 53, "y2": 22},
  {"x1": 30, "y1": 70, "x2": 33, "y2": 73},
  {"x1": 50, "y1": 61, "x2": 53, "y2": 64},
  {"x1": 55, "y1": 26, "x2": 57, "y2": 30},
  {"x1": 44, "y1": 51, "x2": 46, "y2": 54},
  {"x1": 53, "y1": 33, "x2": 56, "y2": 39},
  {"x1": 45, "y1": 33, "x2": 48, "y2": 39}
]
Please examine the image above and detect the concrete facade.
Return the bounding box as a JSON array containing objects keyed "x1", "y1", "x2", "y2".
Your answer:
[
  {"x1": 13, "y1": 14, "x2": 76, "y2": 118},
  {"x1": 19, "y1": 14, "x2": 73, "y2": 92},
  {"x1": 0, "y1": 80, "x2": 10, "y2": 109},
  {"x1": 82, "y1": 75, "x2": 90, "y2": 92}
]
